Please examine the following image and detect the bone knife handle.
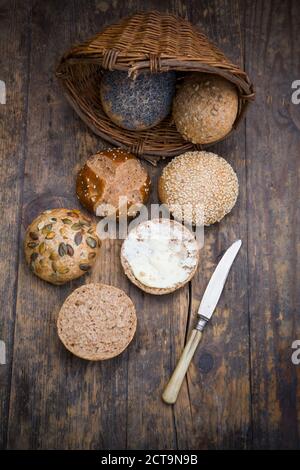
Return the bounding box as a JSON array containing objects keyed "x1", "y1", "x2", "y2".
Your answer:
[{"x1": 162, "y1": 329, "x2": 202, "y2": 405}]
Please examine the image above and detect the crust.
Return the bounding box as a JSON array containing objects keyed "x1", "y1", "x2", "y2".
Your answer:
[
  {"x1": 120, "y1": 219, "x2": 200, "y2": 295},
  {"x1": 157, "y1": 151, "x2": 239, "y2": 226},
  {"x1": 173, "y1": 73, "x2": 238, "y2": 145},
  {"x1": 24, "y1": 208, "x2": 100, "y2": 285},
  {"x1": 76, "y1": 148, "x2": 151, "y2": 216}
]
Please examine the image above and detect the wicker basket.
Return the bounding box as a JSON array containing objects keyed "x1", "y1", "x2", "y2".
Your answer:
[{"x1": 56, "y1": 11, "x2": 254, "y2": 160}]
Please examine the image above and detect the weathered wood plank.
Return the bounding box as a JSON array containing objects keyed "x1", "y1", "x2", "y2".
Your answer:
[
  {"x1": 125, "y1": 161, "x2": 188, "y2": 450},
  {"x1": 7, "y1": 0, "x2": 128, "y2": 449},
  {"x1": 0, "y1": 0, "x2": 31, "y2": 449},
  {"x1": 178, "y1": 0, "x2": 252, "y2": 449},
  {"x1": 245, "y1": 0, "x2": 300, "y2": 449}
]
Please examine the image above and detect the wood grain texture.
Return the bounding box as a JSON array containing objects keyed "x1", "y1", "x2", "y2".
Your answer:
[
  {"x1": 245, "y1": 0, "x2": 300, "y2": 449},
  {"x1": 6, "y1": 0, "x2": 87, "y2": 449},
  {"x1": 0, "y1": 0, "x2": 299, "y2": 450},
  {"x1": 180, "y1": 0, "x2": 251, "y2": 450},
  {"x1": 0, "y1": 0, "x2": 31, "y2": 448}
]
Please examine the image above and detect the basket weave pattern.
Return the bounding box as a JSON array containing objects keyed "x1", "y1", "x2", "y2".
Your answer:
[{"x1": 56, "y1": 11, "x2": 254, "y2": 159}]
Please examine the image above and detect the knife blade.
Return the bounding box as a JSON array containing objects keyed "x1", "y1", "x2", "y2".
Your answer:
[
  {"x1": 196, "y1": 239, "x2": 242, "y2": 329},
  {"x1": 162, "y1": 239, "x2": 242, "y2": 405}
]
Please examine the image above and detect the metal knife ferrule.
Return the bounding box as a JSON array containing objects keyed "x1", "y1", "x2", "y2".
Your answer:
[{"x1": 196, "y1": 316, "x2": 209, "y2": 331}]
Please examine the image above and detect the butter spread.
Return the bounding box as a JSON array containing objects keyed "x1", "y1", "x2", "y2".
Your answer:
[{"x1": 123, "y1": 219, "x2": 199, "y2": 289}]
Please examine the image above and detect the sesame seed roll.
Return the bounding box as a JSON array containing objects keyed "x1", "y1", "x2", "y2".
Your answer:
[{"x1": 158, "y1": 151, "x2": 239, "y2": 226}]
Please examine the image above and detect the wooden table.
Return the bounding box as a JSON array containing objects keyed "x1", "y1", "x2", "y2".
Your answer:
[{"x1": 0, "y1": 0, "x2": 299, "y2": 450}]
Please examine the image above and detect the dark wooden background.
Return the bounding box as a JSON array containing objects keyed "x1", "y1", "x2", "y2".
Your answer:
[{"x1": 0, "y1": 0, "x2": 299, "y2": 450}]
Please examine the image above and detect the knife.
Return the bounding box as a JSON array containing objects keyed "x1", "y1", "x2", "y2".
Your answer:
[{"x1": 162, "y1": 239, "x2": 242, "y2": 405}]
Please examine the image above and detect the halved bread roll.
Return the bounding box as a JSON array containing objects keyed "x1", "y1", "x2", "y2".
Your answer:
[
  {"x1": 57, "y1": 283, "x2": 137, "y2": 360},
  {"x1": 121, "y1": 218, "x2": 200, "y2": 295}
]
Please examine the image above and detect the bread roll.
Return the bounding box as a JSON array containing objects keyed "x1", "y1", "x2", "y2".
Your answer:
[
  {"x1": 173, "y1": 73, "x2": 238, "y2": 144},
  {"x1": 158, "y1": 151, "x2": 239, "y2": 226},
  {"x1": 121, "y1": 218, "x2": 199, "y2": 295},
  {"x1": 76, "y1": 148, "x2": 151, "y2": 217},
  {"x1": 100, "y1": 70, "x2": 176, "y2": 130},
  {"x1": 57, "y1": 283, "x2": 137, "y2": 360},
  {"x1": 24, "y1": 208, "x2": 100, "y2": 285}
]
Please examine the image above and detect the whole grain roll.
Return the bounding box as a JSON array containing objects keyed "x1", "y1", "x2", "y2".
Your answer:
[
  {"x1": 121, "y1": 218, "x2": 200, "y2": 295},
  {"x1": 173, "y1": 73, "x2": 238, "y2": 144},
  {"x1": 76, "y1": 148, "x2": 151, "y2": 217},
  {"x1": 158, "y1": 151, "x2": 239, "y2": 226},
  {"x1": 24, "y1": 208, "x2": 100, "y2": 285},
  {"x1": 57, "y1": 283, "x2": 137, "y2": 360}
]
